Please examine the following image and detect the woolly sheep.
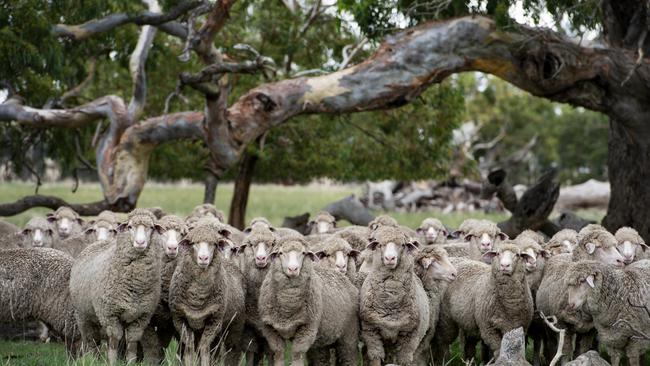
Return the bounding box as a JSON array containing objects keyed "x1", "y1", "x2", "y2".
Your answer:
[
  {"x1": 307, "y1": 211, "x2": 337, "y2": 235},
  {"x1": 565, "y1": 260, "x2": 650, "y2": 366},
  {"x1": 544, "y1": 229, "x2": 579, "y2": 256},
  {"x1": 10, "y1": 217, "x2": 56, "y2": 248},
  {"x1": 314, "y1": 235, "x2": 360, "y2": 282},
  {"x1": 0, "y1": 219, "x2": 18, "y2": 239},
  {"x1": 47, "y1": 206, "x2": 84, "y2": 240},
  {"x1": 614, "y1": 227, "x2": 649, "y2": 264},
  {"x1": 54, "y1": 211, "x2": 119, "y2": 257},
  {"x1": 169, "y1": 221, "x2": 246, "y2": 366},
  {"x1": 441, "y1": 219, "x2": 507, "y2": 261},
  {"x1": 517, "y1": 229, "x2": 546, "y2": 246},
  {"x1": 438, "y1": 242, "x2": 535, "y2": 361},
  {"x1": 69, "y1": 209, "x2": 163, "y2": 365},
  {"x1": 411, "y1": 245, "x2": 457, "y2": 366},
  {"x1": 259, "y1": 236, "x2": 359, "y2": 366},
  {"x1": 0, "y1": 248, "x2": 80, "y2": 355},
  {"x1": 359, "y1": 226, "x2": 428, "y2": 366},
  {"x1": 536, "y1": 224, "x2": 625, "y2": 364},
  {"x1": 416, "y1": 218, "x2": 448, "y2": 245},
  {"x1": 188, "y1": 203, "x2": 226, "y2": 222}
]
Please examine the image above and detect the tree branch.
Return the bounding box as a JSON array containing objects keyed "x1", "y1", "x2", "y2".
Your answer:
[
  {"x1": 0, "y1": 196, "x2": 114, "y2": 216},
  {"x1": 190, "y1": 0, "x2": 238, "y2": 64},
  {"x1": 128, "y1": 0, "x2": 160, "y2": 120},
  {"x1": 52, "y1": 1, "x2": 204, "y2": 41}
]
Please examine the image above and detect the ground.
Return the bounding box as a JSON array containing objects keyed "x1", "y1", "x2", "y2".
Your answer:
[{"x1": 0, "y1": 181, "x2": 603, "y2": 365}]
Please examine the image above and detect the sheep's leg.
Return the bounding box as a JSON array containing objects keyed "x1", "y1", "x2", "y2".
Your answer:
[
  {"x1": 395, "y1": 329, "x2": 422, "y2": 366},
  {"x1": 197, "y1": 320, "x2": 220, "y2": 366},
  {"x1": 608, "y1": 349, "x2": 622, "y2": 366},
  {"x1": 105, "y1": 322, "x2": 124, "y2": 366},
  {"x1": 478, "y1": 326, "x2": 501, "y2": 360},
  {"x1": 124, "y1": 319, "x2": 148, "y2": 364},
  {"x1": 361, "y1": 328, "x2": 385, "y2": 365},
  {"x1": 259, "y1": 325, "x2": 285, "y2": 366},
  {"x1": 336, "y1": 322, "x2": 359, "y2": 366},
  {"x1": 291, "y1": 351, "x2": 306, "y2": 366},
  {"x1": 291, "y1": 323, "x2": 319, "y2": 355}
]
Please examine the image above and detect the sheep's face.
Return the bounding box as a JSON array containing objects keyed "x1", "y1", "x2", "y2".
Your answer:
[
  {"x1": 583, "y1": 242, "x2": 625, "y2": 268},
  {"x1": 615, "y1": 235, "x2": 648, "y2": 265},
  {"x1": 118, "y1": 221, "x2": 163, "y2": 251},
  {"x1": 85, "y1": 221, "x2": 116, "y2": 242},
  {"x1": 547, "y1": 240, "x2": 573, "y2": 256},
  {"x1": 566, "y1": 273, "x2": 597, "y2": 311},
  {"x1": 465, "y1": 231, "x2": 507, "y2": 253},
  {"x1": 309, "y1": 219, "x2": 335, "y2": 234},
  {"x1": 162, "y1": 229, "x2": 181, "y2": 258},
  {"x1": 21, "y1": 226, "x2": 54, "y2": 247},
  {"x1": 252, "y1": 240, "x2": 272, "y2": 268},
  {"x1": 316, "y1": 249, "x2": 360, "y2": 274},
  {"x1": 520, "y1": 247, "x2": 548, "y2": 272},
  {"x1": 420, "y1": 254, "x2": 457, "y2": 282},
  {"x1": 418, "y1": 225, "x2": 447, "y2": 245},
  {"x1": 270, "y1": 245, "x2": 317, "y2": 277},
  {"x1": 48, "y1": 215, "x2": 83, "y2": 239},
  {"x1": 367, "y1": 239, "x2": 418, "y2": 269},
  {"x1": 193, "y1": 241, "x2": 216, "y2": 268},
  {"x1": 484, "y1": 247, "x2": 531, "y2": 276}
]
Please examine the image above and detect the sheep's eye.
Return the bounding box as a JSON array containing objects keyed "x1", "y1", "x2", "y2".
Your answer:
[{"x1": 46, "y1": 229, "x2": 53, "y2": 235}]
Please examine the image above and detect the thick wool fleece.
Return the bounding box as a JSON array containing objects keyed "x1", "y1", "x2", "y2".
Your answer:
[
  {"x1": 49, "y1": 207, "x2": 83, "y2": 239},
  {"x1": 0, "y1": 248, "x2": 80, "y2": 354},
  {"x1": 442, "y1": 243, "x2": 534, "y2": 358},
  {"x1": 360, "y1": 227, "x2": 429, "y2": 365},
  {"x1": 258, "y1": 238, "x2": 359, "y2": 366},
  {"x1": 189, "y1": 203, "x2": 226, "y2": 222},
  {"x1": 615, "y1": 227, "x2": 648, "y2": 262},
  {"x1": 418, "y1": 218, "x2": 447, "y2": 245},
  {"x1": 544, "y1": 229, "x2": 578, "y2": 255},
  {"x1": 18, "y1": 217, "x2": 55, "y2": 248},
  {"x1": 168, "y1": 224, "x2": 246, "y2": 363},
  {"x1": 55, "y1": 212, "x2": 119, "y2": 258},
  {"x1": 517, "y1": 230, "x2": 546, "y2": 246},
  {"x1": 69, "y1": 209, "x2": 161, "y2": 350},
  {"x1": 565, "y1": 260, "x2": 650, "y2": 366},
  {"x1": 317, "y1": 236, "x2": 358, "y2": 283}
]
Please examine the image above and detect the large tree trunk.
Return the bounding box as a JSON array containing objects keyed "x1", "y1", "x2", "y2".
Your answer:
[
  {"x1": 203, "y1": 171, "x2": 219, "y2": 204},
  {"x1": 602, "y1": 120, "x2": 650, "y2": 238},
  {"x1": 228, "y1": 150, "x2": 258, "y2": 229}
]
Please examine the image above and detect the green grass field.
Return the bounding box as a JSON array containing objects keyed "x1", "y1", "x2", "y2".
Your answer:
[{"x1": 0, "y1": 181, "x2": 604, "y2": 365}]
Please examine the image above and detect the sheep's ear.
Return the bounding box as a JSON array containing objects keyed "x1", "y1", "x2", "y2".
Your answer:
[
  {"x1": 640, "y1": 242, "x2": 650, "y2": 252},
  {"x1": 349, "y1": 250, "x2": 361, "y2": 261},
  {"x1": 416, "y1": 227, "x2": 424, "y2": 235},
  {"x1": 269, "y1": 251, "x2": 280, "y2": 261},
  {"x1": 87, "y1": 220, "x2": 96, "y2": 226},
  {"x1": 76, "y1": 218, "x2": 85, "y2": 226},
  {"x1": 153, "y1": 224, "x2": 165, "y2": 235},
  {"x1": 20, "y1": 229, "x2": 30, "y2": 237},
  {"x1": 178, "y1": 238, "x2": 191, "y2": 250},
  {"x1": 315, "y1": 251, "x2": 327, "y2": 260},
  {"x1": 463, "y1": 234, "x2": 474, "y2": 242},
  {"x1": 243, "y1": 227, "x2": 252, "y2": 234},
  {"x1": 539, "y1": 249, "x2": 550, "y2": 259},
  {"x1": 46, "y1": 216, "x2": 57, "y2": 223},
  {"x1": 586, "y1": 274, "x2": 596, "y2": 289},
  {"x1": 269, "y1": 226, "x2": 276, "y2": 232},
  {"x1": 584, "y1": 242, "x2": 596, "y2": 255},
  {"x1": 519, "y1": 252, "x2": 535, "y2": 264},
  {"x1": 116, "y1": 222, "x2": 129, "y2": 232},
  {"x1": 230, "y1": 246, "x2": 243, "y2": 257},
  {"x1": 497, "y1": 232, "x2": 509, "y2": 241},
  {"x1": 46, "y1": 228, "x2": 54, "y2": 236},
  {"x1": 219, "y1": 228, "x2": 231, "y2": 239},
  {"x1": 369, "y1": 223, "x2": 379, "y2": 231},
  {"x1": 307, "y1": 220, "x2": 316, "y2": 229},
  {"x1": 305, "y1": 251, "x2": 318, "y2": 262},
  {"x1": 217, "y1": 239, "x2": 230, "y2": 252},
  {"x1": 441, "y1": 229, "x2": 449, "y2": 237},
  {"x1": 366, "y1": 240, "x2": 379, "y2": 251},
  {"x1": 482, "y1": 251, "x2": 499, "y2": 263},
  {"x1": 405, "y1": 240, "x2": 420, "y2": 253}
]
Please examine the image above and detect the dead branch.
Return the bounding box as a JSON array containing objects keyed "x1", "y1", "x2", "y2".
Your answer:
[
  {"x1": 191, "y1": 0, "x2": 238, "y2": 65},
  {"x1": 539, "y1": 311, "x2": 565, "y2": 366},
  {"x1": 340, "y1": 38, "x2": 368, "y2": 70}
]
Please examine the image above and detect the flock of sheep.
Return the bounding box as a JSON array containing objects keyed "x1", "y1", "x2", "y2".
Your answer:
[{"x1": 1, "y1": 204, "x2": 650, "y2": 366}]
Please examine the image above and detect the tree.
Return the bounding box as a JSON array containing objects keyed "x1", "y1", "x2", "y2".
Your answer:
[{"x1": 1, "y1": 1, "x2": 649, "y2": 240}]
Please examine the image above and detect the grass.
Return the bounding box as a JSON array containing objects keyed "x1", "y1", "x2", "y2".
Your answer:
[{"x1": 0, "y1": 181, "x2": 606, "y2": 365}]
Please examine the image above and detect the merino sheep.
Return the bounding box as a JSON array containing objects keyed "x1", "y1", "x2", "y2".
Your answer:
[
  {"x1": 188, "y1": 203, "x2": 226, "y2": 222},
  {"x1": 544, "y1": 229, "x2": 578, "y2": 256},
  {"x1": 47, "y1": 206, "x2": 84, "y2": 240},
  {"x1": 536, "y1": 224, "x2": 625, "y2": 364},
  {"x1": 0, "y1": 248, "x2": 80, "y2": 355},
  {"x1": 308, "y1": 211, "x2": 337, "y2": 235},
  {"x1": 169, "y1": 222, "x2": 246, "y2": 366},
  {"x1": 442, "y1": 219, "x2": 507, "y2": 261},
  {"x1": 54, "y1": 211, "x2": 119, "y2": 257},
  {"x1": 70, "y1": 209, "x2": 163, "y2": 365},
  {"x1": 565, "y1": 260, "x2": 650, "y2": 366},
  {"x1": 359, "y1": 226, "x2": 428, "y2": 366},
  {"x1": 416, "y1": 218, "x2": 448, "y2": 245},
  {"x1": 0, "y1": 219, "x2": 18, "y2": 239},
  {"x1": 2, "y1": 217, "x2": 56, "y2": 249},
  {"x1": 412, "y1": 245, "x2": 457, "y2": 366},
  {"x1": 517, "y1": 229, "x2": 546, "y2": 246},
  {"x1": 437, "y1": 242, "x2": 535, "y2": 362},
  {"x1": 259, "y1": 236, "x2": 359, "y2": 366},
  {"x1": 614, "y1": 227, "x2": 648, "y2": 264},
  {"x1": 314, "y1": 235, "x2": 360, "y2": 283}
]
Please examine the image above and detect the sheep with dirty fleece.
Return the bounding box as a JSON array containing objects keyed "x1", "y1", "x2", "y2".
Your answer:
[
  {"x1": 0, "y1": 216, "x2": 55, "y2": 249},
  {"x1": 69, "y1": 208, "x2": 163, "y2": 365},
  {"x1": 360, "y1": 225, "x2": 428, "y2": 366},
  {"x1": 536, "y1": 224, "x2": 625, "y2": 364},
  {"x1": 259, "y1": 236, "x2": 359, "y2": 366},
  {"x1": 437, "y1": 242, "x2": 535, "y2": 361},
  {"x1": 47, "y1": 206, "x2": 84, "y2": 240},
  {"x1": 441, "y1": 219, "x2": 507, "y2": 261},
  {"x1": 416, "y1": 217, "x2": 448, "y2": 245},
  {"x1": 168, "y1": 221, "x2": 246, "y2": 366},
  {"x1": 544, "y1": 228, "x2": 578, "y2": 256},
  {"x1": 411, "y1": 245, "x2": 457, "y2": 366},
  {"x1": 614, "y1": 226, "x2": 648, "y2": 264},
  {"x1": 54, "y1": 210, "x2": 119, "y2": 257},
  {"x1": 0, "y1": 248, "x2": 80, "y2": 355},
  {"x1": 565, "y1": 260, "x2": 650, "y2": 366}
]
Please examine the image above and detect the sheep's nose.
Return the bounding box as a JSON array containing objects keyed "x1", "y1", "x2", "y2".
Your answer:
[
  {"x1": 449, "y1": 272, "x2": 457, "y2": 280},
  {"x1": 567, "y1": 302, "x2": 576, "y2": 310},
  {"x1": 256, "y1": 255, "x2": 266, "y2": 261},
  {"x1": 168, "y1": 244, "x2": 178, "y2": 251},
  {"x1": 616, "y1": 258, "x2": 625, "y2": 267},
  {"x1": 199, "y1": 255, "x2": 209, "y2": 262},
  {"x1": 384, "y1": 255, "x2": 396, "y2": 262},
  {"x1": 288, "y1": 266, "x2": 298, "y2": 272},
  {"x1": 500, "y1": 264, "x2": 511, "y2": 272}
]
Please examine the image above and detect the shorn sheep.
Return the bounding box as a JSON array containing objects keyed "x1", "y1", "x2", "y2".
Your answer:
[
  {"x1": 69, "y1": 209, "x2": 163, "y2": 365},
  {"x1": 438, "y1": 242, "x2": 535, "y2": 361},
  {"x1": 565, "y1": 260, "x2": 650, "y2": 366},
  {"x1": 169, "y1": 221, "x2": 246, "y2": 366},
  {"x1": 259, "y1": 236, "x2": 359, "y2": 366},
  {"x1": 416, "y1": 217, "x2": 448, "y2": 245},
  {"x1": 360, "y1": 225, "x2": 428, "y2": 366},
  {"x1": 0, "y1": 248, "x2": 80, "y2": 354}
]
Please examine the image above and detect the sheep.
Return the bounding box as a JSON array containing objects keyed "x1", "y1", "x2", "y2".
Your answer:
[
  {"x1": 565, "y1": 260, "x2": 650, "y2": 366},
  {"x1": 544, "y1": 229, "x2": 578, "y2": 256},
  {"x1": 416, "y1": 218, "x2": 448, "y2": 245},
  {"x1": 441, "y1": 219, "x2": 507, "y2": 261},
  {"x1": 437, "y1": 242, "x2": 535, "y2": 362},
  {"x1": 187, "y1": 215, "x2": 244, "y2": 255},
  {"x1": 411, "y1": 245, "x2": 457, "y2": 366},
  {"x1": 188, "y1": 203, "x2": 226, "y2": 222},
  {"x1": 47, "y1": 206, "x2": 84, "y2": 240},
  {"x1": 259, "y1": 236, "x2": 359, "y2": 366},
  {"x1": 168, "y1": 221, "x2": 246, "y2": 366},
  {"x1": 367, "y1": 214, "x2": 399, "y2": 230},
  {"x1": 274, "y1": 227, "x2": 303, "y2": 238},
  {"x1": 69, "y1": 208, "x2": 163, "y2": 365},
  {"x1": 614, "y1": 227, "x2": 649, "y2": 264},
  {"x1": 307, "y1": 211, "x2": 337, "y2": 235},
  {"x1": 0, "y1": 248, "x2": 80, "y2": 355},
  {"x1": 314, "y1": 235, "x2": 360, "y2": 283},
  {"x1": 236, "y1": 229, "x2": 278, "y2": 364},
  {"x1": 517, "y1": 229, "x2": 546, "y2": 246},
  {"x1": 2, "y1": 217, "x2": 56, "y2": 249},
  {"x1": 359, "y1": 225, "x2": 428, "y2": 366},
  {"x1": 0, "y1": 219, "x2": 18, "y2": 238},
  {"x1": 536, "y1": 224, "x2": 625, "y2": 364},
  {"x1": 452, "y1": 218, "x2": 480, "y2": 238},
  {"x1": 53, "y1": 210, "x2": 119, "y2": 258}
]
